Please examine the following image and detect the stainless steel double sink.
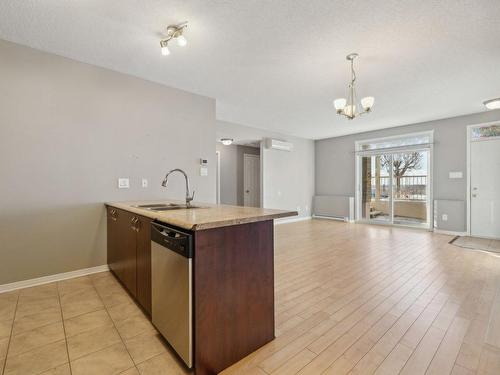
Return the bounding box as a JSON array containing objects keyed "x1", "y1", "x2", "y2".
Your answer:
[{"x1": 133, "y1": 203, "x2": 202, "y2": 211}]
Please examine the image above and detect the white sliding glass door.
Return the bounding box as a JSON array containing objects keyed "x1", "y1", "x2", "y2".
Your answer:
[{"x1": 356, "y1": 132, "x2": 432, "y2": 229}]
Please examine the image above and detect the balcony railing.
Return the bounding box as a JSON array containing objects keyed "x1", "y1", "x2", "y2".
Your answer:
[{"x1": 370, "y1": 175, "x2": 427, "y2": 201}]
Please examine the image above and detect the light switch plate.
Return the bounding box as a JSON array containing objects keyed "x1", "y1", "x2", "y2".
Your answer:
[
  {"x1": 142, "y1": 178, "x2": 148, "y2": 188},
  {"x1": 442, "y1": 214, "x2": 448, "y2": 221},
  {"x1": 200, "y1": 166, "x2": 208, "y2": 176},
  {"x1": 118, "y1": 178, "x2": 130, "y2": 189},
  {"x1": 449, "y1": 171, "x2": 463, "y2": 179}
]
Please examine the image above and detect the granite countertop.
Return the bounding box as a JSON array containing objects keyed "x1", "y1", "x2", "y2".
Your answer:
[{"x1": 106, "y1": 200, "x2": 297, "y2": 231}]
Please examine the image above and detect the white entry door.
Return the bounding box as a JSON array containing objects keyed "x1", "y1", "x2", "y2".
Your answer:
[
  {"x1": 243, "y1": 154, "x2": 260, "y2": 207},
  {"x1": 471, "y1": 138, "x2": 500, "y2": 239}
]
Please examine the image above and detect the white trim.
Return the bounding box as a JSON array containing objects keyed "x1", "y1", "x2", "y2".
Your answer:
[
  {"x1": 0, "y1": 265, "x2": 109, "y2": 294},
  {"x1": 259, "y1": 141, "x2": 265, "y2": 208},
  {"x1": 312, "y1": 215, "x2": 351, "y2": 222},
  {"x1": 356, "y1": 218, "x2": 432, "y2": 232},
  {"x1": 433, "y1": 229, "x2": 468, "y2": 237},
  {"x1": 274, "y1": 216, "x2": 312, "y2": 225},
  {"x1": 466, "y1": 120, "x2": 500, "y2": 237},
  {"x1": 355, "y1": 130, "x2": 434, "y2": 153},
  {"x1": 215, "y1": 150, "x2": 221, "y2": 204},
  {"x1": 466, "y1": 124, "x2": 471, "y2": 235}
]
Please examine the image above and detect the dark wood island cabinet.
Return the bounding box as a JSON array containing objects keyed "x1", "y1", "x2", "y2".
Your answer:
[
  {"x1": 106, "y1": 201, "x2": 296, "y2": 375},
  {"x1": 107, "y1": 206, "x2": 152, "y2": 314}
]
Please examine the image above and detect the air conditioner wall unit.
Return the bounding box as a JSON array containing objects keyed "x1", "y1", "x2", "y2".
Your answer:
[{"x1": 264, "y1": 138, "x2": 293, "y2": 152}]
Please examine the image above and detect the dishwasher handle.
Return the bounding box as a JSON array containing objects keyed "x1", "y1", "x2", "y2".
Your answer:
[{"x1": 151, "y1": 222, "x2": 193, "y2": 258}]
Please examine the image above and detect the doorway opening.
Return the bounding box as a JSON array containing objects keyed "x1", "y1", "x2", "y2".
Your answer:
[
  {"x1": 216, "y1": 141, "x2": 261, "y2": 207},
  {"x1": 355, "y1": 132, "x2": 433, "y2": 229}
]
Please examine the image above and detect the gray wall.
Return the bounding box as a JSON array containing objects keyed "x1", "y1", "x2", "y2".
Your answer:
[
  {"x1": 216, "y1": 143, "x2": 238, "y2": 205},
  {"x1": 315, "y1": 110, "x2": 500, "y2": 232},
  {"x1": 217, "y1": 121, "x2": 315, "y2": 219},
  {"x1": 0, "y1": 40, "x2": 216, "y2": 285},
  {"x1": 216, "y1": 143, "x2": 260, "y2": 206}
]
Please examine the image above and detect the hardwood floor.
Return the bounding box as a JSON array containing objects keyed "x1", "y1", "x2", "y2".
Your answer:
[
  {"x1": 1, "y1": 219, "x2": 499, "y2": 374},
  {"x1": 221, "y1": 219, "x2": 500, "y2": 375}
]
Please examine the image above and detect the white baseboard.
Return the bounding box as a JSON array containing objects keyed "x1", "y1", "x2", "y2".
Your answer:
[
  {"x1": 312, "y1": 215, "x2": 350, "y2": 222},
  {"x1": 0, "y1": 264, "x2": 110, "y2": 294},
  {"x1": 433, "y1": 229, "x2": 468, "y2": 236},
  {"x1": 274, "y1": 216, "x2": 312, "y2": 225}
]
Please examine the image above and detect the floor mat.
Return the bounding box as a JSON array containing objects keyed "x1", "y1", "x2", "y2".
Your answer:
[{"x1": 450, "y1": 236, "x2": 500, "y2": 254}]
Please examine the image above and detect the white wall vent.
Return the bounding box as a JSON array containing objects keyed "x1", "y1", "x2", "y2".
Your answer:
[{"x1": 264, "y1": 138, "x2": 293, "y2": 152}]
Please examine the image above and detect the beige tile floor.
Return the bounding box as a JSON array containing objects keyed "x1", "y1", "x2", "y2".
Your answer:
[{"x1": 0, "y1": 272, "x2": 190, "y2": 375}]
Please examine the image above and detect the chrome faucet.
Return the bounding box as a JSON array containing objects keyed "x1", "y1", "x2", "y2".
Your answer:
[{"x1": 161, "y1": 169, "x2": 195, "y2": 207}]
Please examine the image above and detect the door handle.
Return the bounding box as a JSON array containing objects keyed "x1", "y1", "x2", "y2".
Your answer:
[
  {"x1": 245, "y1": 190, "x2": 250, "y2": 193},
  {"x1": 472, "y1": 194, "x2": 477, "y2": 198}
]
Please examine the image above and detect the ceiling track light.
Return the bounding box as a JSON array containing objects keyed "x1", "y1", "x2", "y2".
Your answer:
[
  {"x1": 333, "y1": 53, "x2": 374, "y2": 120},
  {"x1": 159, "y1": 21, "x2": 188, "y2": 56},
  {"x1": 484, "y1": 98, "x2": 500, "y2": 110}
]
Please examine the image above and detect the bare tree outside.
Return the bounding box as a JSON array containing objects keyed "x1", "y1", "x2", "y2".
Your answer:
[{"x1": 380, "y1": 153, "x2": 423, "y2": 193}]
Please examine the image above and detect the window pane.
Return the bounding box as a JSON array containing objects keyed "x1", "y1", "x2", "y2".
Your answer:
[
  {"x1": 471, "y1": 125, "x2": 500, "y2": 140},
  {"x1": 360, "y1": 134, "x2": 431, "y2": 150}
]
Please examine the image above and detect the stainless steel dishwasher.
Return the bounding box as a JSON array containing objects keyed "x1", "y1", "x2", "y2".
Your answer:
[{"x1": 151, "y1": 221, "x2": 193, "y2": 368}]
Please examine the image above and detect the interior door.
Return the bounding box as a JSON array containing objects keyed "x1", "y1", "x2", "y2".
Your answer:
[
  {"x1": 471, "y1": 138, "x2": 500, "y2": 239},
  {"x1": 243, "y1": 154, "x2": 260, "y2": 207}
]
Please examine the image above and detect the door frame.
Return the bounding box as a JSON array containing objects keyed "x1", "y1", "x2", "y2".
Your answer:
[
  {"x1": 243, "y1": 153, "x2": 261, "y2": 207},
  {"x1": 215, "y1": 151, "x2": 221, "y2": 204},
  {"x1": 466, "y1": 121, "x2": 500, "y2": 236},
  {"x1": 354, "y1": 130, "x2": 434, "y2": 230}
]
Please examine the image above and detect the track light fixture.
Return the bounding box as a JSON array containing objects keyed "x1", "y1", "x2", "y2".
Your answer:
[{"x1": 159, "y1": 22, "x2": 188, "y2": 56}]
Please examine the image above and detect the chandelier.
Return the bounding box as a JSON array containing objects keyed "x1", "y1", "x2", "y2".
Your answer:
[{"x1": 333, "y1": 53, "x2": 374, "y2": 120}]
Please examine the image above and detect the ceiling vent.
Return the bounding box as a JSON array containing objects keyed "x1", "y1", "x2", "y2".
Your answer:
[{"x1": 265, "y1": 138, "x2": 293, "y2": 152}]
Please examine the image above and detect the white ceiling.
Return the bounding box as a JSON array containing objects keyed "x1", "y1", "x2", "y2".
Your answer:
[{"x1": 1, "y1": 1, "x2": 499, "y2": 139}]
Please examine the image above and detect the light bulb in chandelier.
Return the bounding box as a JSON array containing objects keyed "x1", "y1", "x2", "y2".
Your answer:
[
  {"x1": 333, "y1": 98, "x2": 347, "y2": 112},
  {"x1": 361, "y1": 96, "x2": 375, "y2": 111}
]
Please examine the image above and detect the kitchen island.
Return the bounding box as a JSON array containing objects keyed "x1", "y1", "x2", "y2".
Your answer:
[{"x1": 105, "y1": 201, "x2": 296, "y2": 375}]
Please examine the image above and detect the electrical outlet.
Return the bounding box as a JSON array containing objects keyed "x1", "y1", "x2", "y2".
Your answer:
[
  {"x1": 118, "y1": 178, "x2": 130, "y2": 189},
  {"x1": 442, "y1": 214, "x2": 448, "y2": 221},
  {"x1": 200, "y1": 166, "x2": 208, "y2": 176},
  {"x1": 142, "y1": 178, "x2": 148, "y2": 188}
]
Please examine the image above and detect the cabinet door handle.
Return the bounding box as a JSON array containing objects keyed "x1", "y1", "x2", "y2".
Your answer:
[{"x1": 110, "y1": 209, "x2": 117, "y2": 221}]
